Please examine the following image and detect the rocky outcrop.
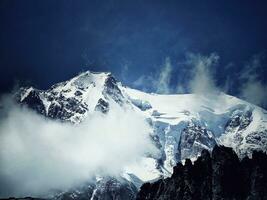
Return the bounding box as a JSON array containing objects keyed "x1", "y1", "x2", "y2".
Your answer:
[
  {"x1": 136, "y1": 145, "x2": 267, "y2": 200},
  {"x1": 177, "y1": 121, "x2": 216, "y2": 161}
]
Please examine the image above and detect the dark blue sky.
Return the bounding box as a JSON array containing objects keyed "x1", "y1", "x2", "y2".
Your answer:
[{"x1": 0, "y1": 0, "x2": 267, "y2": 100}]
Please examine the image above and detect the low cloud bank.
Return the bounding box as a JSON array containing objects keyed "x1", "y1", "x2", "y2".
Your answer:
[{"x1": 0, "y1": 95, "x2": 155, "y2": 197}]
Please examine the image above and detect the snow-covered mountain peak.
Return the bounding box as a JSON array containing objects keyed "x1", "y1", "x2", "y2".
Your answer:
[
  {"x1": 17, "y1": 71, "x2": 267, "y2": 156},
  {"x1": 16, "y1": 71, "x2": 124, "y2": 123},
  {"x1": 63, "y1": 71, "x2": 110, "y2": 89},
  {"x1": 49, "y1": 71, "x2": 112, "y2": 93}
]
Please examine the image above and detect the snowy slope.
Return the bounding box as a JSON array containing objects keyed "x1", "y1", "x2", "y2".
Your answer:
[
  {"x1": 121, "y1": 86, "x2": 267, "y2": 173},
  {"x1": 16, "y1": 71, "x2": 267, "y2": 199}
]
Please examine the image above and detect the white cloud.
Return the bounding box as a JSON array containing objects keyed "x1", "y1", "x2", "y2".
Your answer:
[
  {"x1": 133, "y1": 54, "x2": 221, "y2": 95},
  {"x1": 133, "y1": 57, "x2": 173, "y2": 94},
  {"x1": 133, "y1": 75, "x2": 155, "y2": 92},
  {"x1": 241, "y1": 81, "x2": 267, "y2": 107},
  {"x1": 239, "y1": 54, "x2": 267, "y2": 107},
  {"x1": 0, "y1": 95, "x2": 156, "y2": 197},
  {"x1": 187, "y1": 53, "x2": 219, "y2": 95},
  {"x1": 155, "y1": 57, "x2": 172, "y2": 94},
  {"x1": 176, "y1": 84, "x2": 186, "y2": 94}
]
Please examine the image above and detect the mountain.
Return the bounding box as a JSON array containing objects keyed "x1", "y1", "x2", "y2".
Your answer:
[
  {"x1": 17, "y1": 71, "x2": 125, "y2": 123},
  {"x1": 16, "y1": 71, "x2": 267, "y2": 200},
  {"x1": 136, "y1": 145, "x2": 267, "y2": 200}
]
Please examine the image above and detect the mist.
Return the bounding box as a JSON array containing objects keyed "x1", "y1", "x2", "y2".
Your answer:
[
  {"x1": 133, "y1": 57, "x2": 173, "y2": 94},
  {"x1": 155, "y1": 57, "x2": 173, "y2": 94},
  {"x1": 187, "y1": 53, "x2": 219, "y2": 95},
  {"x1": 133, "y1": 53, "x2": 220, "y2": 95},
  {"x1": 0, "y1": 95, "x2": 155, "y2": 197},
  {"x1": 239, "y1": 54, "x2": 267, "y2": 108}
]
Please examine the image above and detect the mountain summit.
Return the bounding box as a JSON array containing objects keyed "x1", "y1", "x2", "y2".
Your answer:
[
  {"x1": 16, "y1": 71, "x2": 267, "y2": 200},
  {"x1": 18, "y1": 71, "x2": 124, "y2": 123}
]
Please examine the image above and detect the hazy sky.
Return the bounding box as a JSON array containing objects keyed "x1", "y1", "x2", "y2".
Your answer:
[{"x1": 0, "y1": 0, "x2": 267, "y2": 106}]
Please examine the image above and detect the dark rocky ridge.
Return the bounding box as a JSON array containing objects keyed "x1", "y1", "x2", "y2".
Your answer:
[{"x1": 136, "y1": 145, "x2": 267, "y2": 200}]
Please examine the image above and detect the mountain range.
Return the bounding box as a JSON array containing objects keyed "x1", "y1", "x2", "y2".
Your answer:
[{"x1": 15, "y1": 71, "x2": 267, "y2": 200}]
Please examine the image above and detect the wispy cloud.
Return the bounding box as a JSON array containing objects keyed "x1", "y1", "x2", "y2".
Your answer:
[
  {"x1": 133, "y1": 57, "x2": 173, "y2": 94},
  {"x1": 155, "y1": 57, "x2": 173, "y2": 94},
  {"x1": 176, "y1": 84, "x2": 186, "y2": 94},
  {"x1": 241, "y1": 81, "x2": 267, "y2": 107},
  {"x1": 121, "y1": 63, "x2": 129, "y2": 81},
  {"x1": 132, "y1": 52, "x2": 267, "y2": 109},
  {"x1": 187, "y1": 53, "x2": 219, "y2": 95},
  {"x1": 133, "y1": 53, "x2": 220, "y2": 95},
  {"x1": 239, "y1": 54, "x2": 267, "y2": 107},
  {"x1": 133, "y1": 74, "x2": 156, "y2": 92}
]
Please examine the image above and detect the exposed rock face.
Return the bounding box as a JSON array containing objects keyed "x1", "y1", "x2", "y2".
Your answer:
[
  {"x1": 19, "y1": 89, "x2": 47, "y2": 115},
  {"x1": 94, "y1": 98, "x2": 109, "y2": 113},
  {"x1": 177, "y1": 121, "x2": 216, "y2": 161},
  {"x1": 225, "y1": 107, "x2": 253, "y2": 132},
  {"x1": 130, "y1": 99, "x2": 152, "y2": 111},
  {"x1": 136, "y1": 145, "x2": 267, "y2": 200},
  {"x1": 102, "y1": 74, "x2": 124, "y2": 105}
]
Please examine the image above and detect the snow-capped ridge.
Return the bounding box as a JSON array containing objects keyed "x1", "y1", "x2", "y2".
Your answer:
[
  {"x1": 15, "y1": 70, "x2": 267, "y2": 200},
  {"x1": 16, "y1": 71, "x2": 125, "y2": 123}
]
